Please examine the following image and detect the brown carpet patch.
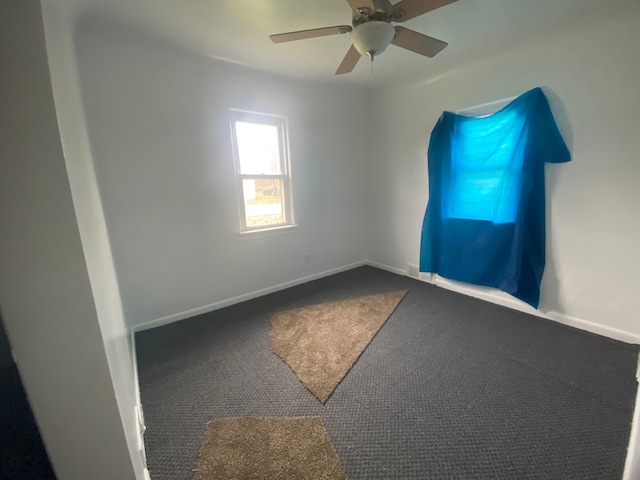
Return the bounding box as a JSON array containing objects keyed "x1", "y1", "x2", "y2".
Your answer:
[
  {"x1": 193, "y1": 416, "x2": 346, "y2": 480},
  {"x1": 269, "y1": 290, "x2": 408, "y2": 402}
]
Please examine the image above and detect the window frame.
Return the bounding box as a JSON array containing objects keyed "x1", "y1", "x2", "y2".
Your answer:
[
  {"x1": 448, "y1": 96, "x2": 522, "y2": 223},
  {"x1": 229, "y1": 109, "x2": 295, "y2": 234}
]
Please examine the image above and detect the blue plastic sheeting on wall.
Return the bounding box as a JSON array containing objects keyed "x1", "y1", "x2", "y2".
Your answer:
[{"x1": 420, "y1": 87, "x2": 571, "y2": 308}]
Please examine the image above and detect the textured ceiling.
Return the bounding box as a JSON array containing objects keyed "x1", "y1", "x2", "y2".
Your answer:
[{"x1": 64, "y1": 0, "x2": 637, "y2": 86}]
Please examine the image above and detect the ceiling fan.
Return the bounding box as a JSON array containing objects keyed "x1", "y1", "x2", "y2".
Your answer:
[{"x1": 270, "y1": 0, "x2": 456, "y2": 75}]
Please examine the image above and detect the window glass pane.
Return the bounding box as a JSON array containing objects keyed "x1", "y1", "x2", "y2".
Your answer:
[
  {"x1": 445, "y1": 111, "x2": 526, "y2": 223},
  {"x1": 236, "y1": 121, "x2": 281, "y2": 175},
  {"x1": 242, "y1": 178, "x2": 284, "y2": 227},
  {"x1": 446, "y1": 169, "x2": 522, "y2": 222}
]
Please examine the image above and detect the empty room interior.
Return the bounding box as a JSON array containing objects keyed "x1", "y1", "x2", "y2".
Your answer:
[{"x1": 2, "y1": 0, "x2": 640, "y2": 479}]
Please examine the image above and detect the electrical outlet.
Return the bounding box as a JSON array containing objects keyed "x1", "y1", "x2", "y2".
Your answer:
[
  {"x1": 304, "y1": 253, "x2": 311, "y2": 264},
  {"x1": 407, "y1": 263, "x2": 419, "y2": 279}
]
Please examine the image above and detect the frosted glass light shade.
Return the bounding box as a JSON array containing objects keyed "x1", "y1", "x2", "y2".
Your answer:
[{"x1": 350, "y1": 21, "x2": 396, "y2": 58}]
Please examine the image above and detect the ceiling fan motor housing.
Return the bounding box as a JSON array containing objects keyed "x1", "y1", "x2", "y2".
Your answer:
[{"x1": 350, "y1": 21, "x2": 396, "y2": 58}]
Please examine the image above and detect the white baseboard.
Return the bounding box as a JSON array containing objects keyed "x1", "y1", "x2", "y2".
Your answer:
[
  {"x1": 131, "y1": 261, "x2": 367, "y2": 333},
  {"x1": 366, "y1": 260, "x2": 640, "y2": 345},
  {"x1": 544, "y1": 311, "x2": 640, "y2": 345},
  {"x1": 130, "y1": 258, "x2": 640, "y2": 344},
  {"x1": 366, "y1": 260, "x2": 407, "y2": 276}
]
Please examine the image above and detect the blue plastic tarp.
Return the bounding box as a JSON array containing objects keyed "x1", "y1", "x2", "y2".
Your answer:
[{"x1": 420, "y1": 87, "x2": 571, "y2": 308}]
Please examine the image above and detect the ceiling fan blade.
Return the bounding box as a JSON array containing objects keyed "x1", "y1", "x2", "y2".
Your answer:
[
  {"x1": 346, "y1": 0, "x2": 376, "y2": 13},
  {"x1": 391, "y1": 26, "x2": 448, "y2": 57},
  {"x1": 390, "y1": 0, "x2": 457, "y2": 22},
  {"x1": 270, "y1": 25, "x2": 352, "y2": 44},
  {"x1": 335, "y1": 45, "x2": 361, "y2": 75}
]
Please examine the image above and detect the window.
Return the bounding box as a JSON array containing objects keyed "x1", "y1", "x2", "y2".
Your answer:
[
  {"x1": 420, "y1": 87, "x2": 571, "y2": 308},
  {"x1": 229, "y1": 110, "x2": 294, "y2": 232},
  {"x1": 447, "y1": 97, "x2": 522, "y2": 223},
  {"x1": 446, "y1": 108, "x2": 526, "y2": 223}
]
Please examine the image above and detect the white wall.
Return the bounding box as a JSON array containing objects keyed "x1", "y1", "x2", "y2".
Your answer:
[
  {"x1": 0, "y1": 1, "x2": 137, "y2": 478},
  {"x1": 367, "y1": 6, "x2": 640, "y2": 341},
  {"x1": 41, "y1": 3, "x2": 147, "y2": 479},
  {"x1": 74, "y1": 21, "x2": 370, "y2": 330},
  {"x1": 73, "y1": 7, "x2": 640, "y2": 341}
]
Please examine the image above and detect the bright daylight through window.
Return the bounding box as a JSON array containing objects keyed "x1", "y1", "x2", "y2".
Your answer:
[{"x1": 230, "y1": 110, "x2": 294, "y2": 232}]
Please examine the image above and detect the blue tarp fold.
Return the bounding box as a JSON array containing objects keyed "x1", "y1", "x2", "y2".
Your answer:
[{"x1": 420, "y1": 87, "x2": 570, "y2": 308}]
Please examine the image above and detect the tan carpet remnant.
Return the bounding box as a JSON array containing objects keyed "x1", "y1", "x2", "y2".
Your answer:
[
  {"x1": 193, "y1": 416, "x2": 347, "y2": 480},
  {"x1": 269, "y1": 290, "x2": 408, "y2": 402}
]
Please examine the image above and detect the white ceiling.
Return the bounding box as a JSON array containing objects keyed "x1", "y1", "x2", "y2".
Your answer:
[{"x1": 64, "y1": 0, "x2": 637, "y2": 86}]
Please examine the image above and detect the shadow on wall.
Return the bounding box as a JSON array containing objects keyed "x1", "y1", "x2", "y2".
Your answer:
[
  {"x1": 0, "y1": 311, "x2": 57, "y2": 479},
  {"x1": 539, "y1": 86, "x2": 574, "y2": 314},
  {"x1": 0, "y1": 312, "x2": 14, "y2": 369},
  {"x1": 544, "y1": 87, "x2": 574, "y2": 151}
]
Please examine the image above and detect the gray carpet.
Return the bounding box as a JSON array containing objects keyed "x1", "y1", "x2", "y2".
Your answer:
[{"x1": 136, "y1": 266, "x2": 639, "y2": 479}]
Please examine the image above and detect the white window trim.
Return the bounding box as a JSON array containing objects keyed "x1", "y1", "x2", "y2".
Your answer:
[{"x1": 229, "y1": 109, "x2": 295, "y2": 234}]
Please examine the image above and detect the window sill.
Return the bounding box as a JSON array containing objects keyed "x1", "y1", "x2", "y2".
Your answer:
[{"x1": 239, "y1": 224, "x2": 298, "y2": 240}]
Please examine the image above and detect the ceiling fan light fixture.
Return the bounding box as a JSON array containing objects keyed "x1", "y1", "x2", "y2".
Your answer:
[{"x1": 350, "y1": 21, "x2": 396, "y2": 59}]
